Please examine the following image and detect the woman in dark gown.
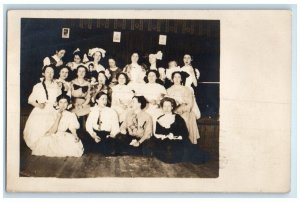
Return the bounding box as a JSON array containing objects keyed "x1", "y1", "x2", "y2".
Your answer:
[{"x1": 152, "y1": 97, "x2": 209, "y2": 164}]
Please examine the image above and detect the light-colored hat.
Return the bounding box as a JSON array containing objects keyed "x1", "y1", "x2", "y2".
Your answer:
[
  {"x1": 73, "y1": 48, "x2": 81, "y2": 55},
  {"x1": 88, "y1": 47, "x2": 106, "y2": 58}
]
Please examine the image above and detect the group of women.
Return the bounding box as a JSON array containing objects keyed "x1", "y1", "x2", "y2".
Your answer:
[{"x1": 23, "y1": 47, "x2": 208, "y2": 164}]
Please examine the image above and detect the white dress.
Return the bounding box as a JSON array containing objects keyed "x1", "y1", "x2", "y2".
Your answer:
[
  {"x1": 166, "y1": 66, "x2": 181, "y2": 81},
  {"x1": 123, "y1": 64, "x2": 146, "y2": 95},
  {"x1": 142, "y1": 83, "x2": 166, "y2": 122},
  {"x1": 181, "y1": 65, "x2": 200, "y2": 87},
  {"x1": 111, "y1": 84, "x2": 134, "y2": 123},
  {"x1": 32, "y1": 111, "x2": 84, "y2": 157},
  {"x1": 23, "y1": 82, "x2": 61, "y2": 150}
]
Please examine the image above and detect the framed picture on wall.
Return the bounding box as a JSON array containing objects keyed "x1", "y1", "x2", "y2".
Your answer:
[
  {"x1": 6, "y1": 9, "x2": 292, "y2": 193},
  {"x1": 62, "y1": 27, "x2": 70, "y2": 38}
]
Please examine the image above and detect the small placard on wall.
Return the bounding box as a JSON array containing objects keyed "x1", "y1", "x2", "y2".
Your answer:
[
  {"x1": 113, "y1": 31, "x2": 121, "y2": 43},
  {"x1": 159, "y1": 35, "x2": 167, "y2": 45},
  {"x1": 62, "y1": 28, "x2": 70, "y2": 39}
]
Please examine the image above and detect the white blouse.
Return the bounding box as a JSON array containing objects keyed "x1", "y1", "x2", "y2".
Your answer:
[
  {"x1": 142, "y1": 83, "x2": 166, "y2": 102},
  {"x1": 57, "y1": 110, "x2": 80, "y2": 132},
  {"x1": 111, "y1": 84, "x2": 134, "y2": 106},
  {"x1": 166, "y1": 66, "x2": 181, "y2": 80},
  {"x1": 43, "y1": 55, "x2": 62, "y2": 67},
  {"x1": 28, "y1": 82, "x2": 61, "y2": 106},
  {"x1": 86, "y1": 106, "x2": 120, "y2": 137}
]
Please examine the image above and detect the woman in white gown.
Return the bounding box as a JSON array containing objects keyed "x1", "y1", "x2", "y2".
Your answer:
[
  {"x1": 32, "y1": 94, "x2": 84, "y2": 157},
  {"x1": 111, "y1": 72, "x2": 134, "y2": 124},
  {"x1": 23, "y1": 65, "x2": 62, "y2": 150},
  {"x1": 123, "y1": 52, "x2": 146, "y2": 95},
  {"x1": 180, "y1": 54, "x2": 201, "y2": 119}
]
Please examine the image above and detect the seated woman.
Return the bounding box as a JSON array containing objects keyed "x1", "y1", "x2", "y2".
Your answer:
[
  {"x1": 180, "y1": 54, "x2": 200, "y2": 88},
  {"x1": 90, "y1": 71, "x2": 112, "y2": 106},
  {"x1": 66, "y1": 48, "x2": 84, "y2": 80},
  {"x1": 111, "y1": 72, "x2": 134, "y2": 124},
  {"x1": 153, "y1": 97, "x2": 209, "y2": 164},
  {"x1": 23, "y1": 65, "x2": 62, "y2": 151},
  {"x1": 55, "y1": 65, "x2": 71, "y2": 96},
  {"x1": 142, "y1": 70, "x2": 166, "y2": 123},
  {"x1": 70, "y1": 65, "x2": 91, "y2": 131},
  {"x1": 167, "y1": 71, "x2": 200, "y2": 144},
  {"x1": 116, "y1": 96, "x2": 152, "y2": 156},
  {"x1": 32, "y1": 94, "x2": 84, "y2": 157},
  {"x1": 85, "y1": 92, "x2": 120, "y2": 155},
  {"x1": 66, "y1": 48, "x2": 84, "y2": 71}
]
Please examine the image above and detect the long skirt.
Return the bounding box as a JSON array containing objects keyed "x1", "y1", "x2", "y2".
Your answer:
[
  {"x1": 32, "y1": 131, "x2": 84, "y2": 157},
  {"x1": 23, "y1": 106, "x2": 57, "y2": 150}
]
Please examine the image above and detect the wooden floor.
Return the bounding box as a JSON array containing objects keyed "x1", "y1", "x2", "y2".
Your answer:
[{"x1": 20, "y1": 107, "x2": 219, "y2": 178}]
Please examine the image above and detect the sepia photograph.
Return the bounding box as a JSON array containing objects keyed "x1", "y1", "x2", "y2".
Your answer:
[
  {"x1": 6, "y1": 10, "x2": 291, "y2": 193},
  {"x1": 19, "y1": 17, "x2": 220, "y2": 178}
]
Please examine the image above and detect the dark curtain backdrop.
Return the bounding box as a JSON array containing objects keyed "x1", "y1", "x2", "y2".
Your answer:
[{"x1": 21, "y1": 18, "x2": 219, "y2": 117}]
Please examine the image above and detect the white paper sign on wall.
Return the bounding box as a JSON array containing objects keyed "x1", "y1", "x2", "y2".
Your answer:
[
  {"x1": 113, "y1": 31, "x2": 121, "y2": 43},
  {"x1": 159, "y1": 35, "x2": 167, "y2": 45}
]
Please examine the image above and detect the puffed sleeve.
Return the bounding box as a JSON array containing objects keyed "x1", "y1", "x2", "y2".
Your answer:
[
  {"x1": 28, "y1": 84, "x2": 41, "y2": 104},
  {"x1": 68, "y1": 112, "x2": 80, "y2": 130},
  {"x1": 43, "y1": 57, "x2": 51, "y2": 67}
]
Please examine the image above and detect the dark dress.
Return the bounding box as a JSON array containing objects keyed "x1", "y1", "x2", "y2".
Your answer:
[{"x1": 153, "y1": 114, "x2": 209, "y2": 164}]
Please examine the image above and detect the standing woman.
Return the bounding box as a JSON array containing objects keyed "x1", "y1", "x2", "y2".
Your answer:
[
  {"x1": 107, "y1": 57, "x2": 122, "y2": 88},
  {"x1": 70, "y1": 65, "x2": 91, "y2": 131},
  {"x1": 123, "y1": 52, "x2": 146, "y2": 95},
  {"x1": 55, "y1": 65, "x2": 71, "y2": 96},
  {"x1": 181, "y1": 54, "x2": 201, "y2": 119},
  {"x1": 180, "y1": 54, "x2": 200, "y2": 88},
  {"x1": 32, "y1": 94, "x2": 84, "y2": 157},
  {"x1": 85, "y1": 47, "x2": 110, "y2": 76},
  {"x1": 90, "y1": 71, "x2": 112, "y2": 106},
  {"x1": 167, "y1": 71, "x2": 200, "y2": 144},
  {"x1": 43, "y1": 48, "x2": 66, "y2": 68},
  {"x1": 111, "y1": 72, "x2": 134, "y2": 124},
  {"x1": 142, "y1": 70, "x2": 166, "y2": 123},
  {"x1": 23, "y1": 65, "x2": 62, "y2": 151}
]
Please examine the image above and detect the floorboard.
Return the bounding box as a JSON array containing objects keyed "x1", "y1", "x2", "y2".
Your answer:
[{"x1": 19, "y1": 110, "x2": 219, "y2": 178}]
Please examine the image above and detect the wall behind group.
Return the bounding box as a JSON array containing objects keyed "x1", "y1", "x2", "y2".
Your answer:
[{"x1": 21, "y1": 18, "x2": 220, "y2": 117}]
